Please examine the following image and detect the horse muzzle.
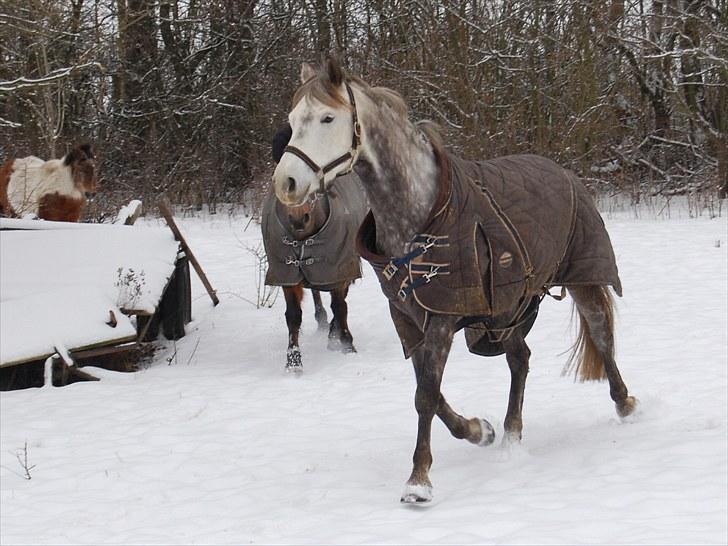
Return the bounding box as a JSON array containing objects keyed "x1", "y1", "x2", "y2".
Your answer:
[{"x1": 272, "y1": 173, "x2": 312, "y2": 207}]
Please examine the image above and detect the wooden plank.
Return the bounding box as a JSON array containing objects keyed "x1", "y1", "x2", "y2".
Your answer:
[
  {"x1": 158, "y1": 198, "x2": 220, "y2": 306},
  {"x1": 1, "y1": 334, "x2": 137, "y2": 369}
]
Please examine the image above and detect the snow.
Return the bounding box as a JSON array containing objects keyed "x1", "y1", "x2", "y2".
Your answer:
[
  {"x1": 0, "y1": 219, "x2": 179, "y2": 365},
  {"x1": 1, "y1": 209, "x2": 726, "y2": 544}
]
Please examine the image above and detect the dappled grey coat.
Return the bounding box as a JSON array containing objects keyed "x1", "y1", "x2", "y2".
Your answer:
[
  {"x1": 357, "y1": 146, "x2": 622, "y2": 358},
  {"x1": 262, "y1": 174, "x2": 368, "y2": 290}
]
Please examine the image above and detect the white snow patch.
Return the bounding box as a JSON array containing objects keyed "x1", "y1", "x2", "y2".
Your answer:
[
  {"x1": 1, "y1": 210, "x2": 726, "y2": 544},
  {"x1": 0, "y1": 219, "x2": 179, "y2": 365}
]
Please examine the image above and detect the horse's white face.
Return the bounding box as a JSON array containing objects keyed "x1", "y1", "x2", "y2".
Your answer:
[{"x1": 272, "y1": 91, "x2": 354, "y2": 206}]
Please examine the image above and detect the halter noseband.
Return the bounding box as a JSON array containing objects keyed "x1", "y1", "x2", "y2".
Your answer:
[{"x1": 283, "y1": 82, "x2": 361, "y2": 194}]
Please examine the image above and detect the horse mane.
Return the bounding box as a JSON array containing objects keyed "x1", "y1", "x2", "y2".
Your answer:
[
  {"x1": 292, "y1": 62, "x2": 409, "y2": 120},
  {"x1": 292, "y1": 60, "x2": 447, "y2": 159}
]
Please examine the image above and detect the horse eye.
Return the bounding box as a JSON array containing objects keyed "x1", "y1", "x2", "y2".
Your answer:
[{"x1": 321, "y1": 115, "x2": 334, "y2": 124}]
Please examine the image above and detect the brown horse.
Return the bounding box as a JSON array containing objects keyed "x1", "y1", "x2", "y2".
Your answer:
[
  {"x1": 272, "y1": 58, "x2": 638, "y2": 502},
  {"x1": 284, "y1": 194, "x2": 355, "y2": 369},
  {"x1": 0, "y1": 143, "x2": 98, "y2": 222},
  {"x1": 262, "y1": 187, "x2": 363, "y2": 372}
]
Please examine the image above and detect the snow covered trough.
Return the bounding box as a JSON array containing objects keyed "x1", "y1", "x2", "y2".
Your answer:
[{"x1": 0, "y1": 217, "x2": 190, "y2": 377}]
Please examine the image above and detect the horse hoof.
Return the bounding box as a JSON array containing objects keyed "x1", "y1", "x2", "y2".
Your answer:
[
  {"x1": 327, "y1": 338, "x2": 356, "y2": 353},
  {"x1": 400, "y1": 482, "x2": 433, "y2": 503},
  {"x1": 285, "y1": 347, "x2": 302, "y2": 373},
  {"x1": 616, "y1": 396, "x2": 638, "y2": 418},
  {"x1": 470, "y1": 418, "x2": 496, "y2": 446}
]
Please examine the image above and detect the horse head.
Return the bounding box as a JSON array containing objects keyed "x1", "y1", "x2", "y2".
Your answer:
[
  {"x1": 272, "y1": 57, "x2": 360, "y2": 207},
  {"x1": 282, "y1": 192, "x2": 330, "y2": 240},
  {"x1": 64, "y1": 143, "x2": 98, "y2": 200}
]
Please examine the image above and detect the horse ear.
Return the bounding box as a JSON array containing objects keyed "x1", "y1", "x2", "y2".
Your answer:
[
  {"x1": 271, "y1": 123, "x2": 292, "y2": 163},
  {"x1": 79, "y1": 143, "x2": 94, "y2": 159},
  {"x1": 63, "y1": 148, "x2": 79, "y2": 166},
  {"x1": 325, "y1": 56, "x2": 343, "y2": 86},
  {"x1": 300, "y1": 62, "x2": 316, "y2": 84}
]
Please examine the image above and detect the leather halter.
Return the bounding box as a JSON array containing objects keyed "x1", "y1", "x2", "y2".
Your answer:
[{"x1": 283, "y1": 82, "x2": 361, "y2": 194}]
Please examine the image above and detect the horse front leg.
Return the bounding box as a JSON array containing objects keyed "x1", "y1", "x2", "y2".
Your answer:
[
  {"x1": 401, "y1": 315, "x2": 458, "y2": 503},
  {"x1": 283, "y1": 284, "x2": 304, "y2": 373},
  {"x1": 327, "y1": 282, "x2": 356, "y2": 353}
]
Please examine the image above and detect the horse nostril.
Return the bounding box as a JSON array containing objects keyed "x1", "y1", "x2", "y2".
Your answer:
[
  {"x1": 303, "y1": 213, "x2": 310, "y2": 224},
  {"x1": 287, "y1": 177, "x2": 296, "y2": 193}
]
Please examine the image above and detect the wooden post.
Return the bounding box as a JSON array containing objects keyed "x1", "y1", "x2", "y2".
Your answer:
[
  {"x1": 53, "y1": 345, "x2": 100, "y2": 385},
  {"x1": 114, "y1": 200, "x2": 143, "y2": 225},
  {"x1": 158, "y1": 198, "x2": 220, "y2": 306}
]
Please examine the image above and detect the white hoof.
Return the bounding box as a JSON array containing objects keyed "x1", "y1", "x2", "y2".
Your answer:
[
  {"x1": 476, "y1": 418, "x2": 496, "y2": 446},
  {"x1": 617, "y1": 396, "x2": 639, "y2": 419},
  {"x1": 400, "y1": 482, "x2": 433, "y2": 503},
  {"x1": 285, "y1": 347, "x2": 302, "y2": 373}
]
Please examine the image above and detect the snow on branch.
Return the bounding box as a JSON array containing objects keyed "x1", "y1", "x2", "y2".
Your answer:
[{"x1": 0, "y1": 62, "x2": 104, "y2": 92}]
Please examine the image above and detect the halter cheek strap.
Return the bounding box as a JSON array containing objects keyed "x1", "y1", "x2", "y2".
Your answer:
[{"x1": 283, "y1": 82, "x2": 361, "y2": 194}]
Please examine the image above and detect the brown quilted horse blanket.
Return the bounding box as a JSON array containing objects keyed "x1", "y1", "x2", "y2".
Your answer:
[
  {"x1": 357, "y1": 146, "x2": 622, "y2": 357},
  {"x1": 263, "y1": 174, "x2": 368, "y2": 290}
]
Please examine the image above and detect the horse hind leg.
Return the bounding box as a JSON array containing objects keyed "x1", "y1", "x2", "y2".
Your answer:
[
  {"x1": 501, "y1": 331, "x2": 531, "y2": 442},
  {"x1": 327, "y1": 283, "x2": 356, "y2": 353},
  {"x1": 566, "y1": 285, "x2": 637, "y2": 417},
  {"x1": 283, "y1": 284, "x2": 304, "y2": 373},
  {"x1": 311, "y1": 290, "x2": 328, "y2": 331}
]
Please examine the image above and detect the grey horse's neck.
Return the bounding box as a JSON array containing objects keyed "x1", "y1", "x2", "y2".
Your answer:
[{"x1": 353, "y1": 104, "x2": 439, "y2": 257}]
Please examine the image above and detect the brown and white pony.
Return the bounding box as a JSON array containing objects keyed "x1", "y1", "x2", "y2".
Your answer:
[{"x1": 0, "y1": 143, "x2": 98, "y2": 222}]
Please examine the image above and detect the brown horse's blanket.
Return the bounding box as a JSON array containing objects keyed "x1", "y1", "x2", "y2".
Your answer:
[
  {"x1": 357, "y1": 148, "x2": 622, "y2": 357},
  {"x1": 263, "y1": 174, "x2": 368, "y2": 290}
]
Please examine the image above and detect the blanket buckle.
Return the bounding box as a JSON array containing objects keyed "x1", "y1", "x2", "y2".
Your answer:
[{"x1": 383, "y1": 262, "x2": 398, "y2": 280}]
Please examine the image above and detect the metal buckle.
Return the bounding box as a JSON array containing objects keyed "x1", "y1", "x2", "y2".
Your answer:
[
  {"x1": 397, "y1": 279, "x2": 410, "y2": 301},
  {"x1": 423, "y1": 265, "x2": 440, "y2": 282},
  {"x1": 383, "y1": 262, "x2": 398, "y2": 281},
  {"x1": 285, "y1": 257, "x2": 300, "y2": 266}
]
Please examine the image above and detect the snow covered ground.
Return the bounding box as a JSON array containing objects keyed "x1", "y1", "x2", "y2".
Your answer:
[{"x1": 1, "y1": 203, "x2": 726, "y2": 545}]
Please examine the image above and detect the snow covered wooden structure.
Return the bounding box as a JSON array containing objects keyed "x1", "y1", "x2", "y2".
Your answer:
[{"x1": 0, "y1": 217, "x2": 192, "y2": 385}]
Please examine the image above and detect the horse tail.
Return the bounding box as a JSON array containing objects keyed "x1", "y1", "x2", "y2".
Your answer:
[
  {"x1": 0, "y1": 159, "x2": 15, "y2": 217},
  {"x1": 563, "y1": 285, "x2": 613, "y2": 382}
]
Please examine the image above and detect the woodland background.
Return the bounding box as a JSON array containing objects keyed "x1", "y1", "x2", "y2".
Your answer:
[{"x1": 1, "y1": 0, "x2": 726, "y2": 215}]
